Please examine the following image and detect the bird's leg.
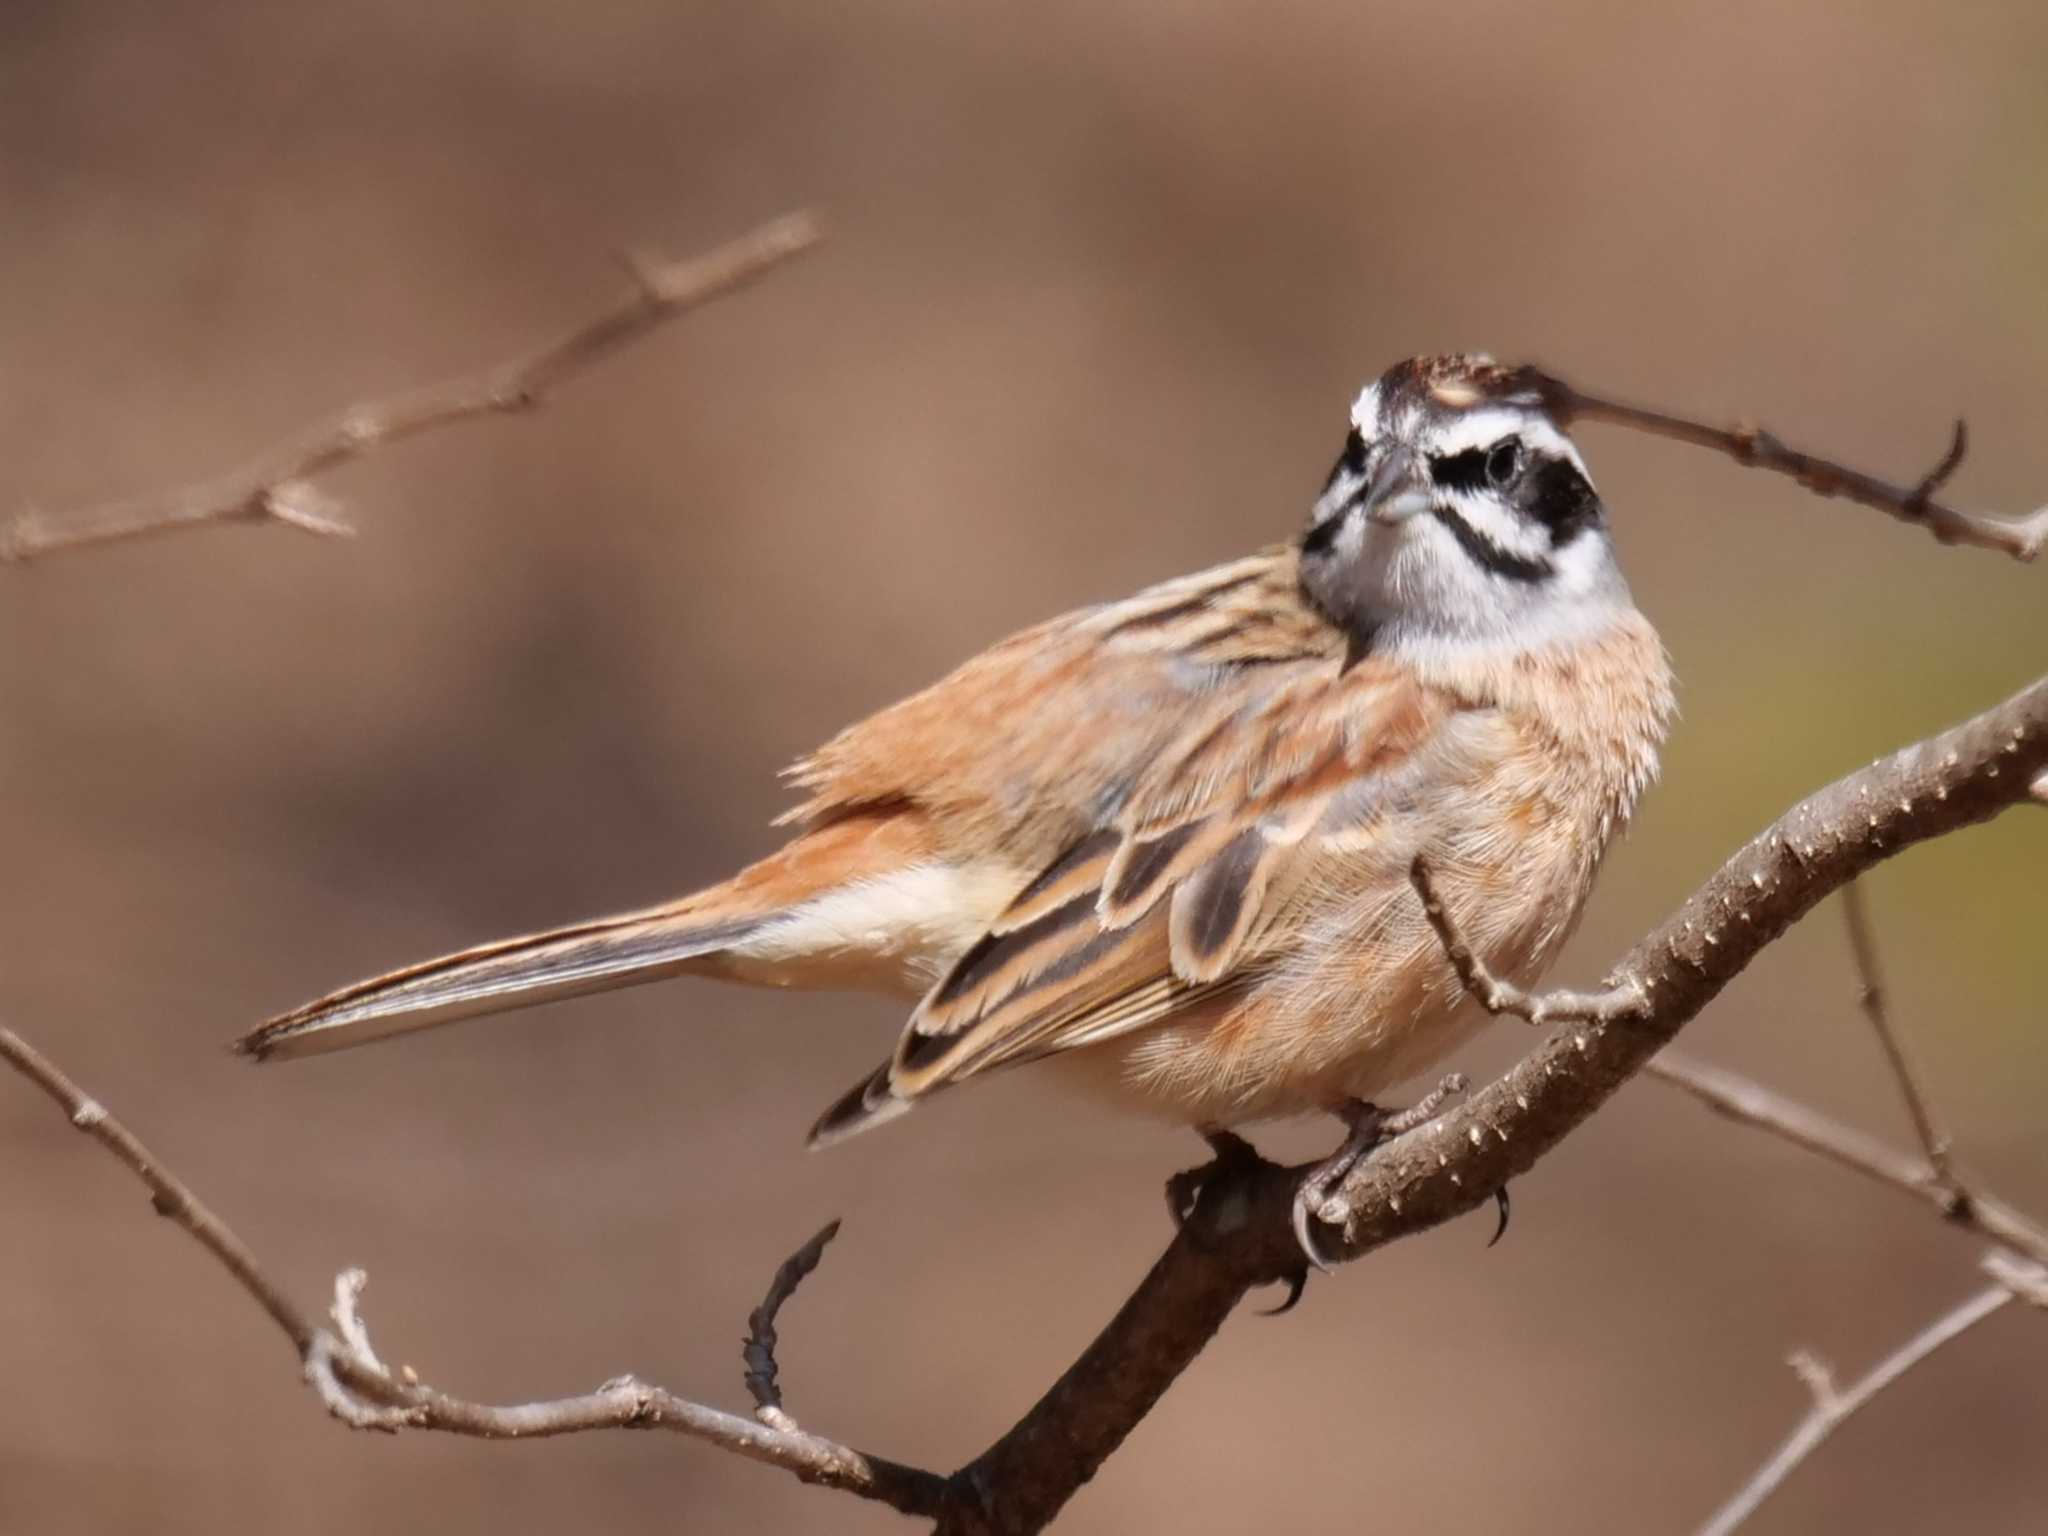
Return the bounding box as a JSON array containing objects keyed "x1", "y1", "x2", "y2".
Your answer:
[
  {"x1": 1290, "y1": 1100, "x2": 1388, "y2": 1274},
  {"x1": 1291, "y1": 1072, "x2": 1470, "y2": 1273}
]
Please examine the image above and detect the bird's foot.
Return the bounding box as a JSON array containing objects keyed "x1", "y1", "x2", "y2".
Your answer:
[
  {"x1": 1289, "y1": 1072, "x2": 1472, "y2": 1274},
  {"x1": 1289, "y1": 1100, "x2": 1388, "y2": 1275}
]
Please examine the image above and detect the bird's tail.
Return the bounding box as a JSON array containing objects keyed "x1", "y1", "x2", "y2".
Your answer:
[
  {"x1": 234, "y1": 897, "x2": 770, "y2": 1062},
  {"x1": 235, "y1": 807, "x2": 936, "y2": 1063}
]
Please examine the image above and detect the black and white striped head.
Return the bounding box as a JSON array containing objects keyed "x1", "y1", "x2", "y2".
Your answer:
[{"x1": 1300, "y1": 355, "x2": 1632, "y2": 653}]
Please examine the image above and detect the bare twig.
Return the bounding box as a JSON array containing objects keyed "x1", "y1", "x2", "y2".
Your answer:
[
  {"x1": 0, "y1": 1025, "x2": 316, "y2": 1353},
  {"x1": 1841, "y1": 880, "x2": 1961, "y2": 1193},
  {"x1": 10, "y1": 672, "x2": 2048, "y2": 1534},
  {"x1": 1644, "y1": 1052, "x2": 2048, "y2": 1269},
  {"x1": 1534, "y1": 371, "x2": 2048, "y2": 559},
  {"x1": 1409, "y1": 858, "x2": 1650, "y2": 1026},
  {"x1": 0, "y1": 1022, "x2": 946, "y2": 1517},
  {"x1": 0, "y1": 210, "x2": 823, "y2": 564},
  {"x1": 1983, "y1": 1250, "x2": 2048, "y2": 1309},
  {"x1": 1692, "y1": 1282, "x2": 2016, "y2": 1536},
  {"x1": 743, "y1": 1218, "x2": 842, "y2": 1434}
]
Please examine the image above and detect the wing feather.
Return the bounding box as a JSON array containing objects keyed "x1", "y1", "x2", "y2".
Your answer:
[{"x1": 878, "y1": 661, "x2": 1450, "y2": 1105}]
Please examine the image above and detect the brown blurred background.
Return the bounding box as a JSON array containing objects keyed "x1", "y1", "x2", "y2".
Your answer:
[{"x1": 3, "y1": 3, "x2": 2046, "y2": 1531}]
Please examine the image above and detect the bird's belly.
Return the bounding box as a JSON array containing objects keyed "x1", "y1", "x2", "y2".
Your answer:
[{"x1": 1046, "y1": 851, "x2": 1588, "y2": 1128}]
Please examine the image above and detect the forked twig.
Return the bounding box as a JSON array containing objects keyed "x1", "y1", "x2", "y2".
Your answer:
[
  {"x1": 1410, "y1": 853, "x2": 2048, "y2": 1532},
  {"x1": 1644, "y1": 1052, "x2": 2048, "y2": 1269},
  {"x1": 1535, "y1": 370, "x2": 2048, "y2": 560},
  {"x1": 0, "y1": 1023, "x2": 946, "y2": 1516},
  {"x1": 1692, "y1": 1280, "x2": 2017, "y2": 1536},
  {"x1": 0, "y1": 211, "x2": 823, "y2": 564}
]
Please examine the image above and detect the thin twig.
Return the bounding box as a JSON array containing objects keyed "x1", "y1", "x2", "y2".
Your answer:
[
  {"x1": 1534, "y1": 370, "x2": 2048, "y2": 560},
  {"x1": 0, "y1": 210, "x2": 823, "y2": 564},
  {"x1": 1408, "y1": 857, "x2": 1651, "y2": 1026},
  {"x1": 1644, "y1": 1052, "x2": 2048, "y2": 1269},
  {"x1": 743, "y1": 1218, "x2": 842, "y2": 1434},
  {"x1": 0, "y1": 1025, "x2": 317, "y2": 1353},
  {"x1": 0, "y1": 1022, "x2": 947, "y2": 1517},
  {"x1": 1841, "y1": 880, "x2": 1961, "y2": 1192},
  {"x1": 1692, "y1": 1282, "x2": 2015, "y2": 1536}
]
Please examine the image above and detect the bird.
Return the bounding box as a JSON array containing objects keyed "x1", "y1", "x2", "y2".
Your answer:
[{"x1": 237, "y1": 354, "x2": 1675, "y2": 1257}]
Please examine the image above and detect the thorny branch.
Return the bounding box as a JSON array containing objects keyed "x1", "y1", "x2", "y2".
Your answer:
[
  {"x1": 0, "y1": 210, "x2": 823, "y2": 564},
  {"x1": 1537, "y1": 371, "x2": 2048, "y2": 559},
  {"x1": 1423, "y1": 862, "x2": 2048, "y2": 1532}
]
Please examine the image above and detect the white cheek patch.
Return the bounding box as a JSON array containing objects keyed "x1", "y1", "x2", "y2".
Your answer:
[
  {"x1": 1550, "y1": 522, "x2": 1620, "y2": 593},
  {"x1": 1347, "y1": 381, "x2": 1383, "y2": 435}
]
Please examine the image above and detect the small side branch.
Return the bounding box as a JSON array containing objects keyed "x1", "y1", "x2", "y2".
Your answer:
[
  {"x1": 0, "y1": 1025, "x2": 316, "y2": 1354},
  {"x1": 0, "y1": 210, "x2": 822, "y2": 564},
  {"x1": 1841, "y1": 880, "x2": 1960, "y2": 1192},
  {"x1": 744, "y1": 1219, "x2": 842, "y2": 1434},
  {"x1": 1409, "y1": 858, "x2": 1650, "y2": 1025},
  {"x1": 0, "y1": 1022, "x2": 946, "y2": 1519},
  {"x1": 1535, "y1": 371, "x2": 2048, "y2": 560},
  {"x1": 1692, "y1": 1282, "x2": 2015, "y2": 1536},
  {"x1": 1645, "y1": 1052, "x2": 2048, "y2": 1269}
]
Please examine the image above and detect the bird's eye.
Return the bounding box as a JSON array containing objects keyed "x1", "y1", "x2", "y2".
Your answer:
[{"x1": 1485, "y1": 439, "x2": 1522, "y2": 487}]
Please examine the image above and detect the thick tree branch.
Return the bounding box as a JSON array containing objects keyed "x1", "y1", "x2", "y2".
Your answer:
[
  {"x1": 0, "y1": 210, "x2": 823, "y2": 564},
  {"x1": 1435, "y1": 837, "x2": 2048, "y2": 1531},
  {"x1": 9, "y1": 675, "x2": 2046, "y2": 1532},
  {"x1": 0, "y1": 1023, "x2": 947, "y2": 1519},
  {"x1": 896, "y1": 671, "x2": 2048, "y2": 1533},
  {"x1": 1535, "y1": 371, "x2": 2048, "y2": 558}
]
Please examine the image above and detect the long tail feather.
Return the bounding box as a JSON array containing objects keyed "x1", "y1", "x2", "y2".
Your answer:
[{"x1": 235, "y1": 904, "x2": 766, "y2": 1062}]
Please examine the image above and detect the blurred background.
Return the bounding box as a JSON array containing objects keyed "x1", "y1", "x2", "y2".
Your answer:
[{"x1": 2, "y1": 2, "x2": 2045, "y2": 1531}]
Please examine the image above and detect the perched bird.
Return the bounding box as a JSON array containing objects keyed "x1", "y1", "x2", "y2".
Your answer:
[{"x1": 239, "y1": 354, "x2": 1674, "y2": 1251}]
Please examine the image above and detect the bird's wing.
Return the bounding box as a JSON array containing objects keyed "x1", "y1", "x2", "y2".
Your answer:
[{"x1": 809, "y1": 632, "x2": 1473, "y2": 1143}]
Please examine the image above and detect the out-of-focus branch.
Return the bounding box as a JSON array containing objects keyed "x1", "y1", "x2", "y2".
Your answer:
[
  {"x1": 1693, "y1": 1278, "x2": 2021, "y2": 1536},
  {"x1": 0, "y1": 1023, "x2": 947, "y2": 1518},
  {"x1": 1623, "y1": 875, "x2": 2048, "y2": 1529},
  {"x1": 1645, "y1": 1052, "x2": 2048, "y2": 1270},
  {"x1": 1535, "y1": 370, "x2": 2048, "y2": 559},
  {"x1": 1841, "y1": 880, "x2": 1960, "y2": 1189},
  {"x1": 0, "y1": 210, "x2": 823, "y2": 564}
]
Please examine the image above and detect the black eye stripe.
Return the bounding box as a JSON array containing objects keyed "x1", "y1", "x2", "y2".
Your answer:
[
  {"x1": 1321, "y1": 426, "x2": 1368, "y2": 493},
  {"x1": 1522, "y1": 457, "x2": 1603, "y2": 545},
  {"x1": 1430, "y1": 447, "x2": 1492, "y2": 492},
  {"x1": 1300, "y1": 504, "x2": 1348, "y2": 558},
  {"x1": 1428, "y1": 503, "x2": 1553, "y2": 582},
  {"x1": 1433, "y1": 440, "x2": 1605, "y2": 550}
]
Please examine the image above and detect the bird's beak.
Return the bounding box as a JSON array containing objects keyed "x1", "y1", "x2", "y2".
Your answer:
[{"x1": 1360, "y1": 445, "x2": 1430, "y2": 526}]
